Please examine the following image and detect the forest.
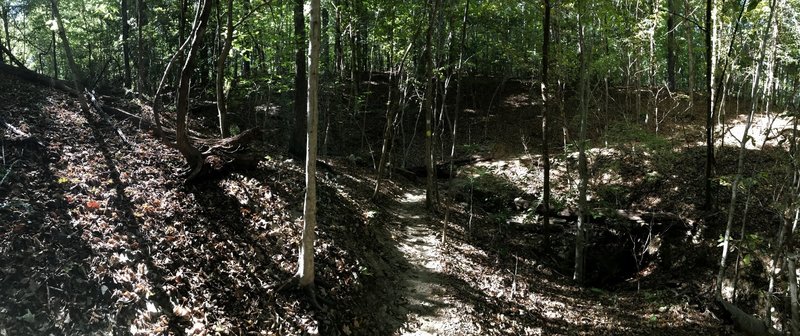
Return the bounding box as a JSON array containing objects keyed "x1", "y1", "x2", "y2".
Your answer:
[{"x1": 1, "y1": 0, "x2": 800, "y2": 334}]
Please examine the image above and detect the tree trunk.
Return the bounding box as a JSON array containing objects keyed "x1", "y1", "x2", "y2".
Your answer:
[
  {"x1": 424, "y1": 0, "x2": 439, "y2": 211},
  {"x1": 136, "y1": 0, "x2": 147, "y2": 95},
  {"x1": 372, "y1": 10, "x2": 398, "y2": 189},
  {"x1": 703, "y1": 0, "x2": 715, "y2": 210},
  {"x1": 666, "y1": 0, "x2": 676, "y2": 91},
  {"x1": 289, "y1": 0, "x2": 307, "y2": 159},
  {"x1": 50, "y1": 0, "x2": 88, "y2": 112},
  {"x1": 766, "y1": 213, "x2": 791, "y2": 327},
  {"x1": 321, "y1": 7, "x2": 329, "y2": 75},
  {"x1": 575, "y1": 5, "x2": 588, "y2": 285},
  {"x1": 648, "y1": 0, "x2": 658, "y2": 90},
  {"x1": 0, "y1": 20, "x2": 5, "y2": 63},
  {"x1": 51, "y1": 24, "x2": 58, "y2": 79},
  {"x1": 175, "y1": 0, "x2": 213, "y2": 181},
  {"x1": 297, "y1": 0, "x2": 321, "y2": 289},
  {"x1": 334, "y1": 0, "x2": 343, "y2": 79},
  {"x1": 121, "y1": 0, "x2": 131, "y2": 88},
  {"x1": 373, "y1": 42, "x2": 412, "y2": 198},
  {"x1": 441, "y1": 0, "x2": 470, "y2": 241},
  {"x1": 540, "y1": 0, "x2": 551, "y2": 228},
  {"x1": 685, "y1": 0, "x2": 694, "y2": 100},
  {"x1": 152, "y1": 30, "x2": 193, "y2": 139},
  {"x1": 2, "y1": 4, "x2": 8, "y2": 62},
  {"x1": 788, "y1": 255, "x2": 800, "y2": 334},
  {"x1": 450, "y1": 0, "x2": 469, "y2": 182},
  {"x1": 1, "y1": 4, "x2": 8, "y2": 65},
  {"x1": 176, "y1": 0, "x2": 187, "y2": 90},
  {"x1": 715, "y1": 0, "x2": 777, "y2": 299},
  {"x1": 349, "y1": 0, "x2": 361, "y2": 150},
  {"x1": 731, "y1": 190, "x2": 751, "y2": 303},
  {"x1": 713, "y1": 0, "x2": 749, "y2": 150},
  {"x1": 216, "y1": 0, "x2": 234, "y2": 138},
  {"x1": 242, "y1": 0, "x2": 251, "y2": 78}
]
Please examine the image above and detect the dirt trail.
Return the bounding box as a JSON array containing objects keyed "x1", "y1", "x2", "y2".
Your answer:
[{"x1": 389, "y1": 189, "x2": 477, "y2": 335}]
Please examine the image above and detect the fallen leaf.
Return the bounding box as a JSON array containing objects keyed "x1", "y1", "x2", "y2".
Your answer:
[{"x1": 17, "y1": 309, "x2": 35, "y2": 324}]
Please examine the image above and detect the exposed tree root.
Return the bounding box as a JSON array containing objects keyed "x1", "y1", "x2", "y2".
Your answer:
[{"x1": 277, "y1": 277, "x2": 323, "y2": 310}]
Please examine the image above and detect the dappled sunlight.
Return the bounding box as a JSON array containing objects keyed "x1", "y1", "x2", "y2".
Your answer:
[
  {"x1": 720, "y1": 113, "x2": 794, "y2": 149},
  {"x1": 401, "y1": 192, "x2": 426, "y2": 204}
]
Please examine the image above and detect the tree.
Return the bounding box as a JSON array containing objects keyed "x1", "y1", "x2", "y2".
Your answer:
[
  {"x1": 295, "y1": 0, "x2": 321, "y2": 292},
  {"x1": 215, "y1": 0, "x2": 235, "y2": 138},
  {"x1": 540, "y1": 0, "x2": 551, "y2": 228},
  {"x1": 423, "y1": 0, "x2": 439, "y2": 211},
  {"x1": 136, "y1": 0, "x2": 147, "y2": 95},
  {"x1": 574, "y1": 0, "x2": 589, "y2": 284},
  {"x1": 715, "y1": 0, "x2": 778, "y2": 299},
  {"x1": 666, "y1": 0, "x2": 676, "y2": 91},
  {"x1": 121, "y1": 0, "x2": 131, "y2": 88},
  {"x1": 685, "y1": 0, "x2": 694, "y2": 100},
  {"x1": 49, "y1": 0, "x2": 88, "y2": 112},
  {"x1": 703, "y1": 0, "x2": 715, "y2": 210},
  {"x1": 175, "y1": 0, "x2": 213, "y2": 181},
  {"x1": 373, "y1": 42, "x2": 412, "y2": 198},
  {"x1": 289, "y1": 0, "x2": 307, "y2": 159}
]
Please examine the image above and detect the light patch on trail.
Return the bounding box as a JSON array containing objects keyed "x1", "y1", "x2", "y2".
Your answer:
[{"x1": 392, "y1": 189, "x2": 478, "y2": 335}]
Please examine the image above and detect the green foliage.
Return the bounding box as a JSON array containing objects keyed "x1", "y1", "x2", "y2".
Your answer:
[
  {"x1": 596, "y1": 184, "x2": 628, "y2": 208},
  {"x1": 606, "y1": 122, "x2": 672, "y2": 154}
]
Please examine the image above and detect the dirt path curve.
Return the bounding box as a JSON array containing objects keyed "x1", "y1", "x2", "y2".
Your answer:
[{"x1": 389, "y1": 188, "x2": 478, "y2": 335}]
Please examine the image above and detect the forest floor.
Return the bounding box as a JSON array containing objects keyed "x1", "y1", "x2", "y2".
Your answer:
[{"x1": 2, "y1": 69, "x2": 781, "y2": 335}]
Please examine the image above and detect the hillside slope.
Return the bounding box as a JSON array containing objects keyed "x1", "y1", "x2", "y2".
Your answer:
[{"x1": 0, "y1": 71, "x2": 731, "y2": 335}]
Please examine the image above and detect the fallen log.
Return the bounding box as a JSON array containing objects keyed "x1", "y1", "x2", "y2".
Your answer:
[
  {"x1": 0, "y1": 43, "x2": 25, "y2": 68},
  {"x1": 402, "y1": 156, "x2": 490, "y2": 179},
  {"x1": 0, "y1": 64, "x2": 76, "y2": 94},
  {"x1": 2, "y1": 118, "x2": 44, "y2": 147},
  {"x1": 715, "y1": 298, "x2": 781, "y2": 336},
  {"x1": 85, "y1": 90, "x2": 130, "y2": 145}
]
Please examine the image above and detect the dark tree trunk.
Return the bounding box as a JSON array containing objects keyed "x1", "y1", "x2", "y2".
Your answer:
[
  {"x1": 321, "y1": 7, "x2": 329, "y2": 75},
  {"x1": 424, "y1": 0, "x2": 439, "y2": 211},
  {"x1": 373, "y1": 12, "x2": 403, "y2": 198},
  {"x1": 175, "y1": 0, "x2": 213, "y2": 181},
  {"x1": 1, "y1": 4, "x2": 8, "y2": 65},
  {"x1": 541, "y1": 0, "x2": 551, "y2": 228},
  {"x1": 50, "y1": 0, "x2": 88, "y2": 112},
  {"x1": 136, "y1": 0, "x2": 147, "y2": 95},
  {"x1": 575, "y1": 7, "x2": 588, "y2": 285},
  {"x1": 121, "y1": 0, "x2": 131, "y2": 87},
  {"x1": 242, "y1": 0, "x2": 251, "y2": 78},
  {"x1": 666, "y1": 0, "x2": 676, "y2": 91},
  {"x1": 289, "y1": 0, "x2": 307, "y2": 159},
  {"x1": 51, "y1": 16, "x2": 58, "y2": 79},
  {"x1": 216, "y1": 0, "x2": 234, "y2": 138},
  {"x1": 704, "y1": 0, "x2": 715, "y2": 210},
  {"x1": 334, "y1": 0, "x2": 343, "y2": 78},
  {"x1": 177, "y1": 0, "x2": 187, "y2": 87},
  {"x1": 685, "y1": 0, "x2": 694, "y2": 100}
]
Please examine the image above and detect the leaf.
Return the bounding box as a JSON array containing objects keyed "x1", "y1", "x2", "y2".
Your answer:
[
  {"x1": 146, "y1": 302, "x2": 158, "y2": 313},
  {"x1": 172, "y1": 305, "x2": 191, "y2": 319},
  {"x1": 589, "y1": 287, "x2": 605, "y2": 295},
  {"x1": 86, "y1": 200, "x2": 100, "y2": 209},
  {"x1": 18, "y1": 309, "x2": 35, "y2": 324}
]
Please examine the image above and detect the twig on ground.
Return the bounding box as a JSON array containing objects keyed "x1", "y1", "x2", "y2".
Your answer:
[{"x1": 0, "y1": 160, "x2": 19, "y2": 186}]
